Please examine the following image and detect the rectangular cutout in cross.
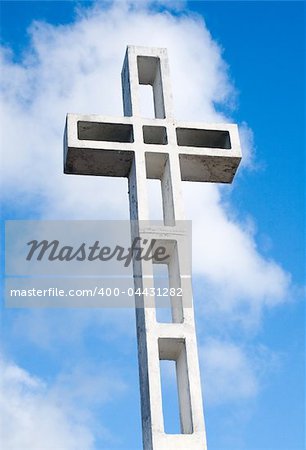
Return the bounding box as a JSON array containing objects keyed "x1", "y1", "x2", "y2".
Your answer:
[
  {"x1": 159, "y1": 360, "x2": 181, "y2": 434},
  {"x1": 176, "y1": 127, "x2": 231, "y2": 149},
  {"x1": 138, "y1": 85, "x2": 155, "y2": 118},
  {"x1": 137, "y1": 56, "x2": 166, "y2": 119},
  {"x1": 159, "y1": 338, "x2": 193, "y2": 435},
  {"x1": 153, "y1": 263, "x2": 172, "y2": 323},
  {"x1": 153, "y1": 240, "x2": 183, "y2": 324},
  {"x1": 78, "y1": 121, "x2": 134, "y2": 143},
  {"x1": 146, "y1": 179, "x2": 164, "y2": 221},
  {"x1": 143, "y1": 125, "x2": 168, "y2": 145},
  {"x1": 145, "y1": 152, "x2": 175, "y2": 226}
]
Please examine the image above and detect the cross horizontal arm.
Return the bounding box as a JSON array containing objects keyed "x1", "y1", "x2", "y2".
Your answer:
[
  {"x1": 175, "y1": 121, "x2": 241, "y2": 183},
  {"x1": 64, "y1": 113, "x2": 241, "y2": 183},
  {"x1": 64, "y1": 113, "x2": 135, "y2": 177}
]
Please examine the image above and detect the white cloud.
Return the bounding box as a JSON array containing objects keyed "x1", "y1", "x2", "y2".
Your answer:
[
  {"x1": 9, "y1": 308, "x2": 136, "y2": 352},
  {"x1": 238, "y1": 121, "x2": 258, "y2": 169},
  {"x1": 199, "y1": 339, "x2": 280, "y2": 406},
  {"x1": 0, "y1": 356, "x2": 127, "y2": 449},
  {"x1": 0, "y1": 358, "x2": 94, "y2": 449},
  {"x1": 184, "y1": 183, "x2": 290, "y2": 327}
]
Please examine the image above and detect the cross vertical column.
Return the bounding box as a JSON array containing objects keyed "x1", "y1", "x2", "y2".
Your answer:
[
  {"x1": 123, "y1": 46, "x2": 207, "y2": 450},
  {"x1": 64, "y1": 44, "x2": 241, "y2": 450}
]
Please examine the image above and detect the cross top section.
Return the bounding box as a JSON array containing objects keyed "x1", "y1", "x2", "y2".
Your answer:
[
  {"x1": 64, "y1": 45, "x2": 241, "y2": 184},
  {"x1": 122, "y1": 46, "x2": 173, "y2": 119}
]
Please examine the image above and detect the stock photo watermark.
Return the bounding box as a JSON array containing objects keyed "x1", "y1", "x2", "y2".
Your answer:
[{"x1": 5, "y1": 220, "x2": 192, "y2": 308}]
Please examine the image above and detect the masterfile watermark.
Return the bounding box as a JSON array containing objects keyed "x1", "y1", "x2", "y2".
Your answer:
[
  {"x1": 5, "y1": 220, "x2": 192, "y2": 308},
  {"x1": 26, "y1": 237, "x2": 169, "y2": 267}
]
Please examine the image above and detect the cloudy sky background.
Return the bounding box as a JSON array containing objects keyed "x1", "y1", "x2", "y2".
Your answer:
[{"x1": 0, "y1": 1, "x2": 304, "y2": 449}]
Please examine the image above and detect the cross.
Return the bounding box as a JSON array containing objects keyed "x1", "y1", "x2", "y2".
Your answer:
[{"x1": 64, "y1": 46, "x2": 241, "y2": 450}]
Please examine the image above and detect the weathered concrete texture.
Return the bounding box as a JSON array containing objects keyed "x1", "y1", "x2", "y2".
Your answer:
[
  {"x1": 64, "y1": 45, "x2": 242, "y2": 450},
  {"x1": 64, "y1": 113, "x2": 240, "y2": 183}
]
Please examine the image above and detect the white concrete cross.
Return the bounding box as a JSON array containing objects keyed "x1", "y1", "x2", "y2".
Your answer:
[{"x1": 64, "y1": 46, "x2": 241, "y2": 450}]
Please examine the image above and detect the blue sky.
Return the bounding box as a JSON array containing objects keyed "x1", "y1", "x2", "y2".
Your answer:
[{"x1": 0, "y1": 1, "x2": 305, "y2": 450}]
